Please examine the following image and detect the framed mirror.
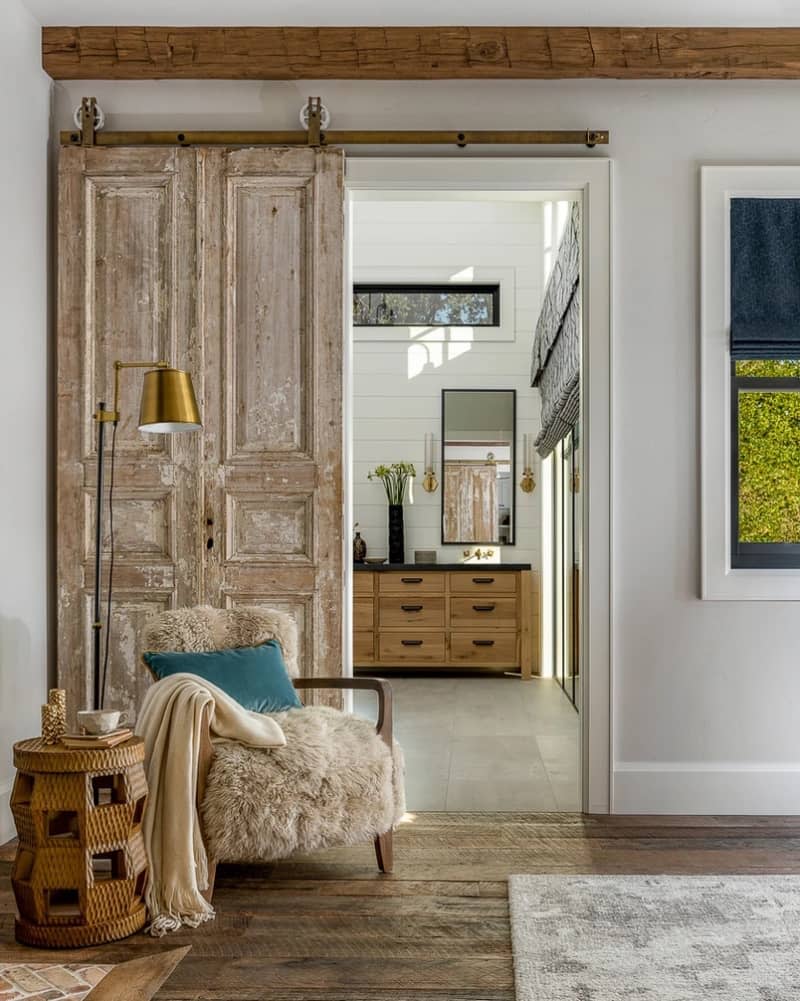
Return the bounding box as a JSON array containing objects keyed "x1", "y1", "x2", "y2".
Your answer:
[{"x1": 441, "y1": 389, "x2": 516, "y2": 546}]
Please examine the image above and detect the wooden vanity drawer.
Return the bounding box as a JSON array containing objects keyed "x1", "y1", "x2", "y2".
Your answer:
[
  {"x1": 379, "y1": 632, "x2": 446, "y2": 663},
  {"x1": 380, "y1": 596, "x2": 445, "y2": 628},
  {"x1": 354, "y1": 631, "x2": 375, "y2": 663},
  {"x1": 449, "y1": 572, "x2": 517, "y2": 595},
  {"x1": 354, "y1": 597, "x2": 374, "y2": 630},
  {"x1": 450, "y1": 596, "x2": 518, "y2": 629},
  {"x1": 353, "y1": 573, "x2": 374, "y2": 596},
  {"x1": 379, "y1": 572, "x2": 445, "y2": 594},
  {"x1": 450, "y1": 633, "x2": 518, "y2": 666}
]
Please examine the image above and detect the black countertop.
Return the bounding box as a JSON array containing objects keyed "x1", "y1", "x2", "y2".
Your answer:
[{"x1": 353, "y1": 562, "x2": 532, "y2": 572}]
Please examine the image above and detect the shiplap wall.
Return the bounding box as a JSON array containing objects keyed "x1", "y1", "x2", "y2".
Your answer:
[{"x1": 352, "y1": 198, "x2": 543, "y2": 568}]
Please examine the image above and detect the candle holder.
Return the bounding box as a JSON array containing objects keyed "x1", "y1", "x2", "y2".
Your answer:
[
  {"x1": 41, "y1": 689, "x2": 67, "y2": 745},
  {"x1": 422, "y1": 431, "x2": 438, "y2": 492},
  {"x1": 520, "y1": 433, "x2": 537, "y2": 493}
]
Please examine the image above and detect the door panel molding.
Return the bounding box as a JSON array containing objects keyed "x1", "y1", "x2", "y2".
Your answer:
[{"x1": 225, "y1": 175, "x2": 312, "y2": 460}]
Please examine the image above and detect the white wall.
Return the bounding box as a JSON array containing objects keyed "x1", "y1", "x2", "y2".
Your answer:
[
  {"x1": 0, "y1": 1, "x2": 51, "y2": 842},
  {"x1": 21, "y1": 0, "x2": 800, "y2": 26},
  {"x1": 50, "y1": 77, "x2": 800, "y2": 814},
  {"x1": 352, "y1": 198, "x2": 543, "y2": 567}
]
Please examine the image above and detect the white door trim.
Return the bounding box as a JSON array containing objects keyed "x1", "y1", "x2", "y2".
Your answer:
[{"x1": 344, "y1": 157, "x2": 613, "y2": 814}]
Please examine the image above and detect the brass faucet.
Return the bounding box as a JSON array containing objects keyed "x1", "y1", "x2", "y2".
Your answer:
[{"x1": 463, "y1": 548, "x2": 495, "y2": 561}]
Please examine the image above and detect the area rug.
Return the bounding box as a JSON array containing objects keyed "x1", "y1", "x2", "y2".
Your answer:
[
  {"x1": 509, "y1": 874, "x2": 800, "y2": 1000},
  {"x1": 0, "y1": 964, "x2": 111, "y2": 1000}
]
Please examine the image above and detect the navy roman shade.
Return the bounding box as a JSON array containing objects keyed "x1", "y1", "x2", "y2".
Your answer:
[{"x1": 731, "y1": 197, "x2": 800, "y2": 359}]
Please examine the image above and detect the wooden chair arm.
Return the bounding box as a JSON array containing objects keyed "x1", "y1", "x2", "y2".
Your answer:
[{"x1": 292, "y1": 677, "x2": 393, "y2": 748}]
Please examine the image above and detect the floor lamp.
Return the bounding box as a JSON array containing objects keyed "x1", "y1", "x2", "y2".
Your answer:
[{"x1": 92, "y1": 360, "x2": 202, "y2": 710}]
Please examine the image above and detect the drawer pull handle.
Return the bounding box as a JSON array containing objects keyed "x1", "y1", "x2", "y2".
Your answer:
[
  {"x1": 472, "y1": 639, "x2": 495, "y2": 647},
  {"x1": 401, "y1": 639, "x2": 424, "y2": 646},
  {"x1": 472, "y1": 577, "x2": 495, "y2": 584},
  {"x1": 401, "y1": 604, "x2": 424, "y2": 612},
  {"x1": 401, "y1": 577, "x2": 423, "y2": 584},
  {"x1": 473, "y1": 604, "x2": 496, "y2": 612}
]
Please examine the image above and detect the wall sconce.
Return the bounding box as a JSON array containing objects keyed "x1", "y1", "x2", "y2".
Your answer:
[
  {"x1": 422, "y1": 432, "x2": 438, "y2": 492},
  {"x1": 520, "y1": 433, "x2": 536, "y2": 493}
]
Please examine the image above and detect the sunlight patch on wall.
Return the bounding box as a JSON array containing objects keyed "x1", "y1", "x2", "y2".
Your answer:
[
  {"x1": 450, "y1": 266, "x2": 475, "y2": 282},
  {"x1": 407, "y1": 326, "x2": 474, "y2": 379},
  {"x1": 543, "y1": 200, "x2": 571, "y2": 286},
  {"x1": 540, "y1": 453, "x2": 554, "y2": 679},
  {"x1": 408, "y1": 334, "x2": 443, "y2": 378}
]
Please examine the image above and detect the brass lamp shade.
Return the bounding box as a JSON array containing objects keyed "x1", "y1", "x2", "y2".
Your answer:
[{"x1": 138, "y1": 368, "x2": 202, "y2": 433}]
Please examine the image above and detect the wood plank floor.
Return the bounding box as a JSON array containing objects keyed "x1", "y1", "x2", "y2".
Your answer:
[{"x1": 3, "y1": 813, "x2": 800, "y2": 1000}]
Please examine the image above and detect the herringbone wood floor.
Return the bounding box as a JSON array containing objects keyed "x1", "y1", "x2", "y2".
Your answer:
[{"x1": 3, "y1": 813, "x2": 800, "y2": 1000}]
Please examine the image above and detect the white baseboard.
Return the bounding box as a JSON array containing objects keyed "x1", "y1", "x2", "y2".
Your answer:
[
  {"x1": 613, "y1": 763, "x2": 800, "y2": 815},
  {"x1": 0, "y1": 778, "x2": 14, "y2": 845}
]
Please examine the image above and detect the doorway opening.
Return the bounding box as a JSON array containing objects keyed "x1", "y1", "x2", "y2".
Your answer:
[
  {"x1": 343, "y1": 158, "x2": 611, "y2": 814},
  {"x1": 345, "y1": 179, "x2": 592, "y2": 812}
]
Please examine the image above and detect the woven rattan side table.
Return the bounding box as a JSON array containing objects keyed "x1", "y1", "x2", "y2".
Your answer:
[{"x1": 10, "y1": 737, "x2": 149, "y2": 948}]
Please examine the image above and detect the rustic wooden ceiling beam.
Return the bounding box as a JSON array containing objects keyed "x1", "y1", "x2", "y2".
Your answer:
[{"x1": 41, "y1": 25, "x2": 800, "y2": 81}]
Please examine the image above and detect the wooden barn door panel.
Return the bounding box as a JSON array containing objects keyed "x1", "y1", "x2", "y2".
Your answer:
[
  {"x1": 199, "y1": 147, "x2": 344, "y2": 694},
  {"x1": 57, "y1": 145, "x2": 344, "y2": 716},
  {"x1": 57, "y1": 147, "x2": 202, "y2": 719}
]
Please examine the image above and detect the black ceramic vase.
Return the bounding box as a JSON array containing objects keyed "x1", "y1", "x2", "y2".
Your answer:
[{"x1": 388, "y1": 504, "x2": 405, "y2": 564}]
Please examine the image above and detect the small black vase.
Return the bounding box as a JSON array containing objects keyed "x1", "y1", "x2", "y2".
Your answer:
[
  {"x1": 388, "y1": 504, "x2": 405, "y2": 564},
  {"x1": 353, "y1": 531, "x2": 367, "y2": 563}
]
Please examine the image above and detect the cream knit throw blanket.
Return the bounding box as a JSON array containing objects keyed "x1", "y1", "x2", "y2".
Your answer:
[{"x1": 136, "y1": 673, "x2": 286, "y2": 936}]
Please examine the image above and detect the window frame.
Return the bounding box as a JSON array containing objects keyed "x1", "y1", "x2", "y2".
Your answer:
[
  {"x1": 730, "y1": 363, "x2": 800, "y2": 569},
  {"x1": 352, "y1": 282, "x2": 500, "y2": 328},
  {"x1": 701, "y1": 165, "x2": 800, "y2": 599},
  {"x1": 351, "y1": 265, "x2": 516, "y2": 344}
]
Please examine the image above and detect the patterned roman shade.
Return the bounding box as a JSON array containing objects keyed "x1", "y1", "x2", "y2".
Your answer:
[
  {"x1": 731, "y1": 197, "x2": 800, "y2": 359},
  {"x1": 531, "y1": 203, "x2": 581, "y2": 457}
]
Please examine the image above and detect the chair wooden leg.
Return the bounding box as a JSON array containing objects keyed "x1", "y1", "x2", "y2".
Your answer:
[{"x1": 374, "y1": 831, "x2": 393, "y2": 874}]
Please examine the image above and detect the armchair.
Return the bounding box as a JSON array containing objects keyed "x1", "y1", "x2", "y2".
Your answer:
[{"x1": 142, "y1": 607, "x2": 405, "y2": 900}]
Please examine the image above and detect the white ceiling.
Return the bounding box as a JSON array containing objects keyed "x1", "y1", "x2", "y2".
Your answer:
[{"x1": 19, "y1": 0, "x2": 800, "y2": 27}]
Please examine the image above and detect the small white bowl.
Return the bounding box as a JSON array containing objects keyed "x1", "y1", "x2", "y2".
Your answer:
[{"x1": 77, "y1": 709, "x2": 122, "y2": 735}]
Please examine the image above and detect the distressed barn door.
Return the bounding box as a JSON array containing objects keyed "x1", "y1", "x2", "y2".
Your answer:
[
  {"x1": 199, "y1": 148, "x2": 344, "y2": 691},
  {"x1": 57, "y1": 146, "x2": 344, "y2": 717},
  {"x1": 57, "y1": 147, "x2": 202, "y2": 720}
]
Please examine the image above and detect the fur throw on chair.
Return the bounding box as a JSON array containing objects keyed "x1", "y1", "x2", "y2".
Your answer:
[{"x1": 202, "y1": 707, "x2": 405, "y2": 862}]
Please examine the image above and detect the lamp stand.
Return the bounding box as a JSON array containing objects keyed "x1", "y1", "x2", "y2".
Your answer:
[
  {"x1": 89, "y1": 359, "x2": 202, "y2": 712},
  {"x1": 92, "y1": 402, "x2": 109, "y2": 710}
]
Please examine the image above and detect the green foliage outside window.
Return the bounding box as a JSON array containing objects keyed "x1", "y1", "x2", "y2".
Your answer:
[
  {"x1": 738, "y1": 387, "x2": 800, "y2": 543},
  {"x1": 735, "y1": 359, "x2": 800, "y2": 378}
]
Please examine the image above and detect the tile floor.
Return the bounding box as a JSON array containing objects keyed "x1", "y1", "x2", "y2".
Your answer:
[{"x1": 353, "y1": 674, "x2": 580, "y2": 811}]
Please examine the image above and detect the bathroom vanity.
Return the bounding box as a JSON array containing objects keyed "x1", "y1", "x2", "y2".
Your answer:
[{"x1": 353, "y1": 564, "x2": 539, "y2": 679}]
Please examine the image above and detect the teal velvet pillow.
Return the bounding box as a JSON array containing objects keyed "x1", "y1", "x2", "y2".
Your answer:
[{"x1": 143, "y1": 640, "x2": 302, "y2": 713}]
